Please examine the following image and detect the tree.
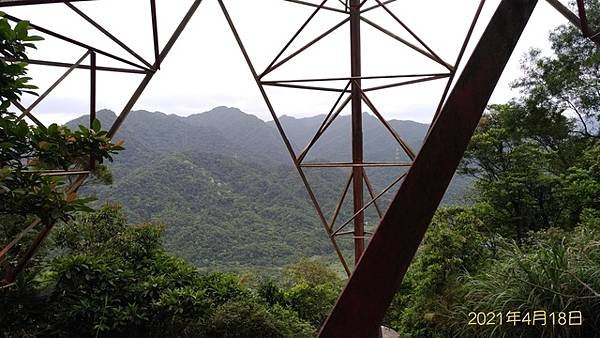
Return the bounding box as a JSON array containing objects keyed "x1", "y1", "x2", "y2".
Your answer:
[
  {"x1": 283, "y1": 257, "x2": 342, "y2": 287},
  {"x1": 385, "y1": 207, "x2": 490, "y2": 338},
  {"x1": 447, "y1": 210, "x2": 600, "y2": 338},
  {"x1": 45, "y1": 204, "x2": 208, "y2": 337},
  {"x1": 461, "y1": 104, "x2": 575, "y2": 240},
  {"x1": 459, "y1": 1, "x2": 599, "y2": 242},
  {"x1": 387, "y1": 3, "x2": 600, "y2": 336},
  {"x1": 513, "y1": 0, "x2": 600, "y2": 140},
  {"x1": 0, "y1": 15, "x2": 123, "y2": 283},
  {"x1": 2, "y1": 204, "x2": 321, "y2": 337},
  {"x1": 210, "y1": 299, "x2": 313, "y2": 338}
]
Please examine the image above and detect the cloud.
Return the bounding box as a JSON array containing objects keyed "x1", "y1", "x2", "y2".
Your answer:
[{"x1": 8, "y1": 0, "x2": 570, "y2": 124}]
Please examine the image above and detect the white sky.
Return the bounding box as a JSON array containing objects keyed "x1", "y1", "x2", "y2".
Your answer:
[{"x1": 8, "y1": 0, "x2": 571, "y2": 125}]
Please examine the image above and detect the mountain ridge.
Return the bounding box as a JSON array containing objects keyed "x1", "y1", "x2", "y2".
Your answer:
[{"x1": 71, "y1": 106, "x2": 470, "y2": 269}]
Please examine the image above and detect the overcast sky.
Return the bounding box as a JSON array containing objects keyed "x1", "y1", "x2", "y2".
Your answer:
[{"x1": 9, "y1": 0, "x2": 571, "y2": 125}]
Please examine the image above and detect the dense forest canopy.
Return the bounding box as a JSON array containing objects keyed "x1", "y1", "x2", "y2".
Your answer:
[{"x1": 65, "y1": 107, "x2": 468, "y2": 269}]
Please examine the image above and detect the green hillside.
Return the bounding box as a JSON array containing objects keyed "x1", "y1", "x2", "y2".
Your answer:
[
  {"x1": 91, "y1": 151, "x2": 350, "y2": 268},
  {"x1": 70, "y1": 107, "x2": 471, "y2": 269}
]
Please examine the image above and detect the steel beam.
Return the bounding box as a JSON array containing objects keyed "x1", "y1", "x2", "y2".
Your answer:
[
  {"x1": 318, "y1": 0, "x2": 539, "y2": 336},
  {"x1": 282, "y1": 0, "x2": 347, "y2": 14},
  {"x1": 576, "y1": 0, "x2": 600, "y2": 42},
  {"x1": 90, "y1": 50, "x2": 96, "y2": 170},
  {"x1": 0, "y1": 57, "x2": 148, "y2": 74},
  {"x1": 16, "y1": 51, "x2": 90, "y2": 122},
  {"x1": 350, "y1": 0, "x2": 365, "y2": 263},
  {"x1": 150, "y1": 0, "x2": 160, "y2": 69},
  {"x1": 1, "y1": 0, "x2": 204, "y2": 283},
  {"x1": 65, "y1": 2, "x2": 152, "y2": 69},
  {"x1": 4, "y1": 14, "x2": 149, "y2": 72},
  {"x1": 546, "y1": 0, "x2": 600, "y2": 44},
  {"x1": 546, "y1": 0, "x2": 582, "y2": 26},
  {"x1": 108, "y1": 0, "x2": 204, "y2": 138},
  {"x1": 218, "y1": 0, "x2": 352, "y2": 275},
  {"x1": 0, "y1": 0, "x2": 92, "y2": 6}
]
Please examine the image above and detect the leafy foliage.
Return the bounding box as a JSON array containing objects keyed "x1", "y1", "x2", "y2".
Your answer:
[
  {"x1": 448, "y1": 210, "x2": 600, "y2": 338},
  {"x1": 0, "y1": 16, "x2": 123, "y2": 282},
  {"x1": 385, "y1": 207, "x2": 490, "y2": 337},
  {"x1": 0, "y1": 14, "x2": 41, "y2": 107},
  {"x1": 1, "y1": 205, "x2": 344, "y2": 337},
  {"x1": 513, "y1": 0, "x2": 600, "y2": 139},
  {"x1": 2, "y1": 2, "x2": 599, "y2": 337},
  {"x1": 385, "y1": 4, "x2": 600, "y2": 337}
]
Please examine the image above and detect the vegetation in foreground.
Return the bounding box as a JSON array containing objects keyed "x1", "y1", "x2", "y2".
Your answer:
[
  {"x1": 2, "y1": 204, "x2": 340, "y2": 337},
  {"x1": 384, "y1": 2, "x2": 600, "y2": 337},
  {"x1": 1, "y1": 2, "x2": 600, "y2": 337}
]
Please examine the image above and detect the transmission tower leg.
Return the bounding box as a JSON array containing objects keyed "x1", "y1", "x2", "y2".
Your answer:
[{"x1": 318, "y1": 0, "x2": 539, "y2": 336}]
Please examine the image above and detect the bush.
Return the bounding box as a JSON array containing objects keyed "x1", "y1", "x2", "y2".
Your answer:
[
  {"x1": 209, "y1": 298, "x2": 313, "y2": 338},
  {"x1": 447, "y1": 210, "x2": 600, "y2": 338}
]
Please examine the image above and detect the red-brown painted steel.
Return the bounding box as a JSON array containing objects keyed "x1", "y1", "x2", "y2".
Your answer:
[
  {"x1": 0, "y1": 0, "x2": 92, "y2": 6},
  {"x1": 546, "y1": 0, "x2": 600, "y2": 44},
  {"x1": 577, "y1": 0, "x2": 600, "y2": 42},
  {"x1": 0, "y1": 0, "x2": 204, "y2": 283},
  {"x1": 349, "y1": 0, "x2": 365, "y2": 263},
  {"x1": 318, "y1": 0, "x2": 539, "y2": 336},
  {"x1": 90, "y1": 50, "x2": 96, "y2": 170}
]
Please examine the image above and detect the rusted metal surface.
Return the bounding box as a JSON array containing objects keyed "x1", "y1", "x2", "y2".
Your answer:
[
  {"x1": 359, "y1": 16, "x2": 452, "y2": 71},
  {"x1": 218, "y1": 0, "x2": 456, "y2": 271},
  {"x1": 150, "y1": 0, "x2": 161, "y2": 69},
  {"x1": 4, "y1": 14, "x2": 149, "y2": 72},
  {"x1": 90, "y1": 50, "x2": 97, "y2": 170},
  {"x1": 259, "y1": 17, "x2": 351, "y2": 78},
  {"x1": 11, "y1": 100, "x2": 43, "y2": 128},
  {"x1": 350, "y1": 0, "x2": 365, "y2": 263},
  {"x1": 318, "y1": 0, "x2": 539, "y2": 336},
  {"x1": 431, "y1": 0, "x2": 486, "y2": 128},
  {"x1": 65, "y1": 2, "x2": 153, "y2": 69},
  {"x1": 218, "y1": 0, "x2": 354, "y2": 275},
  {"x1": 546, "y1": 0, "x2": 582, "y2": 26},
  {"x1": 16, "y1": 51, "x2": 90, "y2": 122},
  {"x1": 331, "y1": 173, "x2": 406, "y2": 238},
  {"x1": 576, "y1": 0, "x2": 600, "y2": 42},
  {"x1": 282, "y1": 0, "x2": 347, "y2": 13},
  {"x1": 0, "y1": 57, "x2": 148, "y2": 74}
]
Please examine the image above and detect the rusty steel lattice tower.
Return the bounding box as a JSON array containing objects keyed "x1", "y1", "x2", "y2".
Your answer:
[
  {"x1": 0, "y1": 0, "x2": 597, "y2": 336},
  {"x1": 217, "y1": 0, "x2": 463, "y2": 272}
]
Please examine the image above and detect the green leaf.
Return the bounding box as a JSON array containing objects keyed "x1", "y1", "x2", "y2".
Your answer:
[{"x1": 92, "y1": 118, "x2": 101, "y2": 133}]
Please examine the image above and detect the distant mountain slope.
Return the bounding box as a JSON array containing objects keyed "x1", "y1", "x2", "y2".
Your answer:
[
  {"x1": 67, "y1": 110, "x2": 240, "y2": 173},
  {"x1": 273, "y1": 113, "x2": 428, "y2": 162},
  {"x1": 91, "y1": 152, "x2": 347, "y2": 268},
  {"x1": 183, "y1": 106, "x2": 290, "y2": 163},
  {"x1": 69, "y1": 107, "x2": 471, "y2": 269}
]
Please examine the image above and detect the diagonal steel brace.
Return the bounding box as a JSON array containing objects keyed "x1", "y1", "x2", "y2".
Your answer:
[{"x1": 318, "y1": 0, "x2": 539, "y2": 336}]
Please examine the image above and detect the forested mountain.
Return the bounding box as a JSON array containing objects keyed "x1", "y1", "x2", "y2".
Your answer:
[
  {"x1": 275, "y1": 112, "x2": 427, "y2": 162},
  {"x1": 68, "y1": 107, "x2": 470, "y2": 269},
  {"x1": 5, "y1": 6, "x2": 600, "y2": 336}
]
